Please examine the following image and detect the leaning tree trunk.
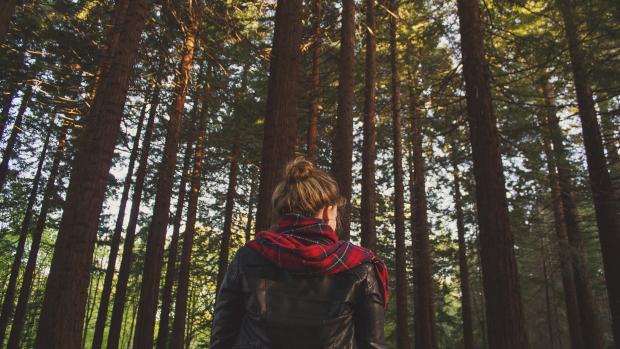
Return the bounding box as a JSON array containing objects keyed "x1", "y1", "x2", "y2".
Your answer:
[
  {"x1": 455, "y1": 0, "x2": 529, "y2": 347},
  {"x1": 7, "y1": 125, "x2": 67, "y2": 349},
  {"x1": 331, "y1": 0, "x2": 355, "y2": 240},
  {"x1": 169, "y1": 107, "x2": 209, "y2": 349},
  {"x1": 0, "y1": 86, "x2": 32, "y2": 191},
  {"x1": 360, "y1": 0, "x2": 377, "y2": 252},
  {"x1": 90, "y1": 89, "x2": 150, "y2": 349},
  {"x1": 388, "y1": 2, "x2": 411, "y2": 347},
  {"x1": 540, "y1": 76, "x2": 603, "y2": 349},
  {"x1": 450, "y1": 141, "x2": 475, "y2": 349},
  {"x1": 106, "y1": 84, "x2": 160, "y2": 349},
  {"x1": 34, "y1": 0, "x2": 148, "y2": 346},
  {"x1": 0, "y1": 85, "x2": 17, "y2": 141},
  {"x1": 0, "y1": 126, "x2": 50, "y2": 345},
  {"x1": 215, "y1": 140, "x2": 240, "y2": 293},
  {"x1": 306, "y1": 0, "x2": 321, "y2": 164},
  {"x1": 0, "y1": 0, "x2": 17, "y2": 42},
  {"x1": 536, "y1": 78, "x2": 585, "y2": 349},
  {"x1": 558, "y1": 0, "x2": 620, "y2": 343},
  {"x1": 254, "y1": 0, "x2": 303, "y2": 231},
  {"x1": 409, "y1": 88, "x2": 438, "y2": 349},
  {"x1": 133, "y1": 5, "x2": 200, "y2": 347}
]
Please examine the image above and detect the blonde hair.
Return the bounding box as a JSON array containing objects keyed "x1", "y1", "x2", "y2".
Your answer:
[{"x1": 272, "y1": 157, "x2": 345, "y2": 218}]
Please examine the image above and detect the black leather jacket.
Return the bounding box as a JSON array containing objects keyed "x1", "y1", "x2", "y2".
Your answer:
[{"x1": 209, "y1": 245, "x2": 386, "y2": 349}]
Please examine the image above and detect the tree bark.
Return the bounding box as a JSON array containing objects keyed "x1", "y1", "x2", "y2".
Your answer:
[
  {"x1": 254, "y1": 0, "x2": 303, "y2": 231},
  {"x1": 409, "y1": 88, "x2": 438, "y2": 349},
  {"x1": 0, "y1": 85, "x2": 17, "y2": 139},
  {"x1": 0, "y1": 0, "x2": 17, "y2": 43},
  {"x1": 33, "y1": 0, "x2": 148, "y2": 346},
  {"x1": 450, "y1": 142, "x2": 475, "y2": 349},
  {"x1": 541, "y1": 77, "x2": 603, "y2": 349},
  {"x1": 455, "y1": 0, "x2": 529, "y2": 347},
  {"x1": 540, "y1": 237, "x2": 557, "y2": 349},
  {"x1": 106, "y1": 85, "x2": 160, "y2": 349},
  {"x1": 306, "y1": 0, "x2": 321, "y2": 164},
  {"x1": 245, "y1": 172, "x2": 257, "y2": 243},
  {"x1": 133, "y1": 4, "x2": 200, "y2": 347},
  {"x1": 8, "y1": 125, "x2": 67, "y2": 348},
  {"x1": 90, "y1": 90, "x2": 150, "y2": 349},
  {"x1": 0, "y1": 86, "x2": 32, "y2": 192},
  {"x1": 558, "y1": 1, "x2": 620, "y2": 343},
  {"x1": 536, "y1": 79, "x2": 585, "y2": 349},
  {"x1": 0, "y1": 125, "x2": 50, "y2": 345},
  {"x1": 215, "y1": 140, "x2": 240, "y2": 294},
  {"x1": 360, "y1": 0, "x2": 377, "y2": 252},
  {"x1": 388, "y1": 2, "x2": 411, "y2": 347},
  {"x1": 170, "y1": 102, "x2": 209, "y2": 349},
  {"x1": 331, "y1": 0, "x2": 355, "y2": 241}
]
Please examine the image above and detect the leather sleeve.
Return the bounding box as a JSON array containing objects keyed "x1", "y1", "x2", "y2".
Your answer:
[
  {"x1": 354, "y1": 263, "x2": 387, "y2": 349},
  {"x1": 209, "y1": 250, "x2": 245, "y2": 349}
]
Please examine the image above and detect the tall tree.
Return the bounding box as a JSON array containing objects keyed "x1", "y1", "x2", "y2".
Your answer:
[
  {"x1": 0, "y1": 86, "x2": 32, "y2": 191},
  {"x1": 0, "y1": 124, "x2": 50, "y2": 345},
  {"x1": 455, "y1": 0, "x2": 529, "y2": 347},
  {"x1": 388, "y1": 2, "x2": 411, "y2": 347},
  {"x1": 306, "y1": 0, "x2": 321, "y2": 164},
  {"x1": 106, "y1": 83, "x2": 161, "y2": 349},
  {"x1": 90, "y1": 89, "x2": 150, "y2": 349},
  {"x1": 34, "y1": 0, "x2": 149, "y2": 346},
  {"x1": 7, "y1": 125, "x2": 67, "y2": 349},
  {"x1": 409, "y1": 86, "x2": 438, "y2": 349},
  {"x1": 360, "y1": 0, "x2": 377, "y2": 251},
  {"x1": 254, "y1": 0, "x2": 303, "y2": 231},
  {"x1": 449, "y1": 141, "x2": 475, "y2": 349},
  {"x1": 331, "y1": 0, "x2": 355, "y2": 240},
  {"x1": 0, "y1": 0, "x2": 17, "y2": 42},
  {"x1": 558, "y1": 1, "x2": 620, "y2": 342},
  {"x1": 132, "y1": 2, "x2": 201, "y2": 346}
]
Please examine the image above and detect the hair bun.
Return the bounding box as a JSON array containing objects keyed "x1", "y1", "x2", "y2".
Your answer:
[{"x1": 286, "y1": 157, "x2": 313, "y2": 182}]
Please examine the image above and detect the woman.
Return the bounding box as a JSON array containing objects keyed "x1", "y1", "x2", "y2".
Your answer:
[{"x1": 210, "y1": 157, "x2": 388, "y2": 349}]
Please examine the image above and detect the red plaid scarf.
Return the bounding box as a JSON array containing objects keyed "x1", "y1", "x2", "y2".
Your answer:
[{"x1": 246, "y1": 214, "x2": 389, "y2": 307}]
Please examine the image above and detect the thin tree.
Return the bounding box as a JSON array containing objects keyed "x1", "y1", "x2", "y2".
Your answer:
[
  {"x1": 0, "y1": 124, "x2": 50, "y2": 345},
  {"x1": 254, "y1": 0, "x2": 303, "y2": 231},
  {"x1": 6, "y1": 124, "x2": 67, "y2": 349},
  {"x1": 455, "y1": 0, "x2": 529, "y2": 347},
  {"x1": 0, "y1": 86, "x2": 32, "y2": 191},
  {"x1": 360, "y1": 0, "x2": 377, "y2": 251},
  {"x1": 245, "y1": 172, "x2": 257, "y2": 243},
  {"x1": 331, "y1": 0, "x2": 355, "y2": 240},
  {"x1": 34, "y1": 0, "x2": 149, "y2": 346},
  {"x1": 306, "y1": 0, "x2": 321, "y2": 164},
  {"x1": 90, "y1": 89, "x2": 150, "y2": 349},
  {"x1": 388, "y1": 1, "x2": 411, "y2": 347},
  {"x1": 132, "y1": 2, "x2": 201, "y2": 346},
  {"x1": 558, "y1": 1, "x2": 620, "y2": 342},
  {"x1": 0, "y1": 0, "x2": 17, "y2": 42}
]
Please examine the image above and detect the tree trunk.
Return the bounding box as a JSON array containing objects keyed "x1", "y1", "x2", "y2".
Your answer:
[
  {"x1": 254, "y1": 0, "x2": 303, "y2": 231},
  {"x1": 170, "y1": 101, "x2": 209, "y2": 349},
  {"x1": 388, "y1": 2, "x2": 410, "y2": 347},
  {"x1": 455, "y1": 0, "x2": 529, "y2": 347},
  {"x1": 156, "y1": 80, "x2": 203, "y2": 349},
  {"x1": 215, "y1": 140, "x2": 240, "y2": 294},
  {"x1": 0, "y1": 125, "x2": 50, "y2": 345},
  {"x1": 133, "y1": 5, "x2": 200, "y2": 347},
  {"x1": 106, "y1": 85, "x2": 160, "y2": 349},
  {"x1": 331, "y1": 0, "x2": 355, "y2": 241},
  {"x1": 34, "y1": 0, "x2": 148, "y2": 346},
  {"x1": 0, "y1": 86, "x2": 32, "y2": 191},
  {"x1": 0, "y1": 0, "x2": 17, "y2": 42},
  {"x1": 536, "y1": 79, "x2": 585, "y2": 349},
  {"x1": 82, "y1": 258, "x2": 104, "y2": 349},
  {"x1": 306, "y1": 0, "x2": 321, "y2": 164},
  {"x1": 0, "y1": 85, "x2": 17, "y2": 139},
  {"x1": 245, "y1": 173, "x2": 257, "y2": 243},
  {"x1": 541, "y1": 237, "x2": 557, "y2": 349},
  {"x1": 90, "y1": 89, "x2": 150, "y2": 349},
  {"x1": 450, "y1": 142, "x2": 475, "y2": 349},
  {"x1": 409, "y1": 88, "x2": 438, "y2": 349},
  {"x1": 542, "y1": 81, "x2": 603, "y2": 349},
  {"x1": 558, "y1": 1, "x2": 620, "y2": 343},
  {"x1": 7, "y1": 125, "x2": 67, "y2": 349},
  {"x1": 360, "y1": 0, "x2": 377, "y2": 252}
]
